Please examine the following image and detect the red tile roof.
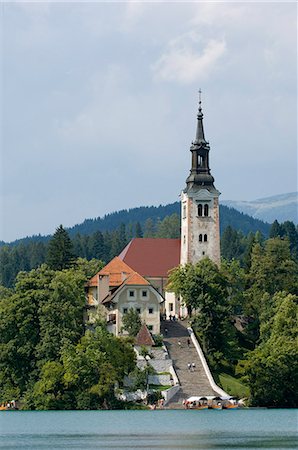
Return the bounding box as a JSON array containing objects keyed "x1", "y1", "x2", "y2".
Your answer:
[
  {"x1": 124, "y1": 272, "x2": 150, "y2": 286},
  {"x1": 135, "y1": 324, "x2": 155, "y2": 346},
  {"x1": 87, "y1": 257, "x2": 135, "y2": 287},
  {"x1": 87, "y1": 257, "x2": 151, "y2": 305},
  {"x1": 101, "y1": 272, "x2": 150, "y2": 305},
  {"x1": 119, "y1": 238, "x2": 181, "y2": 278}
]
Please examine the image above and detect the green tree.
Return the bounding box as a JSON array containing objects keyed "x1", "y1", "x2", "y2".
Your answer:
[
  {"x1": 90, "y1": 231, "x2": 105, "y2": 260},
  {"x1": 27, "y1": 361, "x2": 71, "y2": 410},
  {"x1": 168, "y1": 259, "x2": 230, "y2": 358},
  {"x1": 243, "y1": 293, "x2": 298, "y2": 407},
  {"x1": 246, "y1": 238, "x2": 298, "y2": 317},
  {"x1": 122, "y1": 308, "x2": 142, "y2": 337},
  {"x1": 221, "y1": 226, "x2": 243, "y2": 261},
  {"x1": 281, "y1": 221, "x2": 298, "y2": 260},
  {"x1": 36, "y1": 269, "x2": 86, "y2": 363},
  {"x1": 143, "y1": 218, "x2": 155, "y2": 238},
  {"x1": 61, "y1": 326, "x2": 136, "y2": 409},
  {"x1": 75, "y1": 258, "x2": 104, "y2": 279},
  {"x1": 269, "y1": 220, "x2": 282, "y2": 238},
  {"x1": 135, "y1": 222, "x2": 143, "y2": 238},
  {"x1": 46, "y1": 225, "x2": 74, "y2": 270},
  {"x1": 221, "y1": 259, "x2": 246, "y2": 315},
  {"x1": 0, "y1": 266, "x2": 54, "y2": 400},
  {"x1": 156, "y1": 214, "x2": 180, "y2": 238}
]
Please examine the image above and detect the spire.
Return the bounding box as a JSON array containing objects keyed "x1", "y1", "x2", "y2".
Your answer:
[
  {"x1": 185, "y1": 91, "x2": 215, "y2": 190},
  {"x1": 194, "y1": 89, "x2": 206, "y2": 144}
]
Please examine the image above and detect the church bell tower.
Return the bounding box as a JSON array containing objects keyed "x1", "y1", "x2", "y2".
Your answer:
[{"x1": 180, "y1": 93, "x2": 221, "y2": 266}]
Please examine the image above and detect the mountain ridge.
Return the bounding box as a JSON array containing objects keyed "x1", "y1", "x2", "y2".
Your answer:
[
  {"x1": 221, "y1": 192, "x2": 297, "y2": 224},
  {"x1": 2, "y1": 203, "x2": 271, "y2": 248}
]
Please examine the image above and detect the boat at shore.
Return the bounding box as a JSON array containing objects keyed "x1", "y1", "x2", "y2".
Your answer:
[{"x1": 184, "y1": 396, "x2": 238, "y2": 410}]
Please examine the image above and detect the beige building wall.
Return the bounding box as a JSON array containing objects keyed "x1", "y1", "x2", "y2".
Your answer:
[
  {"x1": 164, "y1": 291, "x2": 180, "y2": 319},
  {"x1": 180, "y1": 187, "x2": 220, "y2": 266},
  {"x1": 108, "y1": 285, "x2": 162, "y2": 336}
]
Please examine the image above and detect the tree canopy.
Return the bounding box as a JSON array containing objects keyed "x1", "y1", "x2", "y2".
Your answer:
[
  {"x1": 0, "y1": 259, "x2": 136, "y2": 409},
  {"x1": 46, "y1": 225, "x2": 74, "y2": 270}
]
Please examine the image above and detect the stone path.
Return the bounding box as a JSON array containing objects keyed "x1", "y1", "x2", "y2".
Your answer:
[{"x1": 161, "y1": 320, "x2": 217, "y2": 408}]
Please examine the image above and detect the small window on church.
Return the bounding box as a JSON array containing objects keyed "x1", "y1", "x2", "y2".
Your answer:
[
  {"x1": 148, "y1": 307, "x2": 154, "y2": 314},
  {"x1": 202, "y1": 251, "x2": 205, "y2": 256},
  {"x1": 183, "y1": 235, "x2": 186, "y2": 244},
  {"x1": 183, "y1": 205, "x2": 186, "y2": 219},
  {"x1": 148, "y1": 325, "x2": 153, "y2": 331},
  {"x1": 136, "y1": 308, "x2": 141, "y2": 314},
  {"x1": 123, "y1": 308, "x2": 128, "y2": 314},
  {"x1": 199, "y1": 234, "x2": 203, "y2": 242},
  {"x1": 204, "y1": 234, "x2": 208, "y2": 242},
  {"x1": 198, "y1": 204, "x2": 203, "y2": 216},
  {"x1": 204, "y1": 204, "x2": 209, "y2": 217},
  {"x1": 129, "y1": 290, "x2": 135, "y2": 298}
]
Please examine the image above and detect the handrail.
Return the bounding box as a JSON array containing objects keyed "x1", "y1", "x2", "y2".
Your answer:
[{"x1": 187, "y1": 327, "x2": 228, "y2": 397}]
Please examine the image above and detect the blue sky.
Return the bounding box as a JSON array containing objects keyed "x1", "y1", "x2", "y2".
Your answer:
[{"x1": 1, "y1": 1, "x2": 297, "y2": 242}]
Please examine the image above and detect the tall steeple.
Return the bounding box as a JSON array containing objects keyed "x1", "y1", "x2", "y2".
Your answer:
[
  {"x1": 186, "y1": 90, "x2": 215, "y2": 190},
  {"x1": 180, "y1": 92, "x2": 221, "y2": 267}
]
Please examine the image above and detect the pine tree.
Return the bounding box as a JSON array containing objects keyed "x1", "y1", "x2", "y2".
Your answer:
[
  {"x1": 90, "y1": 231, "x2": 104, "y2": 260},
  {"x1": 118, "y1": 223, "x2": 127, "y2": 251},
  {"x1": 269, "y1": 220, "x2": 282, "y2": 238},
  {"x1": 135, "y1": 222, "x2": 143, "y2": 238},
  {"x1": 46, "y1": 225, "x2": 74, "y2": 270},
  {"x1": 143, "y1": 218, "x2": 155, "y2": 238}
]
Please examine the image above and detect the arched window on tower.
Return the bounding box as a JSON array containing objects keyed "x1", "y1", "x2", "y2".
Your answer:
[
  {"x1": 199, "y1": 234, "x2": 203, "y2": 242},
  {"x1": 204, "y1": 234, "x2": 208, "y2": 242},
  {"x1": 204, "y1": 204, "x2": 209, "y2": 217},
  {"x1": 198, "y1": 204, "x2": 203, "y2": 217}
]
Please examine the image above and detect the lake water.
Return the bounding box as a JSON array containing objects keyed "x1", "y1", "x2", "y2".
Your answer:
[{"x1": 0, "y1": 409, "x2": 297, "y2": 449}]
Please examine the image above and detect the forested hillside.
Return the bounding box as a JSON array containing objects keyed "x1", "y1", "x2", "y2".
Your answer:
[
  {"x1": 1, "y1": 224, "x2": 297, "y2": 408},
  {"x1": 3, "y1": 203, "x2": 270, "y2": 247},
  {"x1": 0, "y1": 202, "x2": 272, "y2": 288}
]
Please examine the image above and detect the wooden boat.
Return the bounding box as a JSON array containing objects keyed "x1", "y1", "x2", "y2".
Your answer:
[
  {"x1": 224, "y1": 402, "x2": 238, "y2": 409},
  {"x1": 209, "y1": 396, "x2": 223, "y2": 410},
  {"x1": 223, "y1": 397, "x2": 238, "y2": 409},
  {"x1": 211, "y1": 402, "x2": 223, "y2": 410},
  {"x1": 185, "y1": 396, "x2": 209, "y2": 410}
]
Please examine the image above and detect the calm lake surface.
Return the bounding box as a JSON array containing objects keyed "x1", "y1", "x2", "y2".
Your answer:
[{"x1": 0, "y1": 409, "x2": 297, "y2": 449}]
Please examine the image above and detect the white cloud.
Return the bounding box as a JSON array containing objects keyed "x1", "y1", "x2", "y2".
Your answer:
[
  {"x1": 190, "y1": 3, "x2": 247, "y2": 26},
  {"x1": 152, "y1": 33, "x2": 226, "y2": 84}
]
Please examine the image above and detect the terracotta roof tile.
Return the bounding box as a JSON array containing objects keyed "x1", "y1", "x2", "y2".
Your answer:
[
  {"x1": 87, "y1": 257, "x2": 135, "y2": 287},
  {"x1": 135, "y1": 324, "x2": 155, "y2": 346},
  {"x1": 123, "y1": 272, "x2": 150, "y2": 286},
  {"x1": 119, "y1": 238, "x2": 181, "y2": 278}
]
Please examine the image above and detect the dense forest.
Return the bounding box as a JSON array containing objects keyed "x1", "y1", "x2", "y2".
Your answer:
[
  {"x1": 168, "y1": 219, "x2": 298, "y2": 407},
  {"x1": 0, "y1": 218, "x2": 297, "y2": 408},
  {"x1": 0, "y1": 203, "x2": 270, "y2": 288}
]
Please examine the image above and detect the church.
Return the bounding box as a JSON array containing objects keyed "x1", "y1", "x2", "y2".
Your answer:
[{"x1": 86, "y1": 96, "x2": 220, "y2": 334}]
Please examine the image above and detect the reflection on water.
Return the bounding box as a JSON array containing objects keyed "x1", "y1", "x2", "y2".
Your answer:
[
  {"x1": 2, "y1": 433, "x2": 297, "y2": 449},
  {"x1": 0, "y1": 410, "x2": 297, "y2": 449}
]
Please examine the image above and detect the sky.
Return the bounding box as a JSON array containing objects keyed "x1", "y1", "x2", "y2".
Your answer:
[{"x1": 1, "y1": 1, "x2": 297, "y2": 242}]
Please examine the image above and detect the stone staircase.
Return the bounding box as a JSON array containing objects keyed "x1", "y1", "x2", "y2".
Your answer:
[{"x1": 161, "y1": 320, "x2": 218, "y2": 409}]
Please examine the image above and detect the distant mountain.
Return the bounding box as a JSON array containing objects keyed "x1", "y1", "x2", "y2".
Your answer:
[{"x1": 222, "y1": 192, "x2": 298, "y2": 225}]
